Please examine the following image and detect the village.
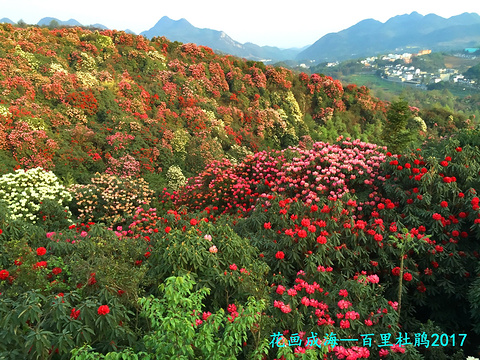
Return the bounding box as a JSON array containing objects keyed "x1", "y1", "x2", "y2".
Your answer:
[{"x1": 359, "y1": 49, "x2": 479, "y2": 88}]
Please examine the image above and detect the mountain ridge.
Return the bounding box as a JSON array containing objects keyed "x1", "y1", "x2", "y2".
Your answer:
[
  {"x1": 140, "y1": 16, "x2": 301, "y2": 62},
  {"x1": 297, "y1": 12, "x2": 480, "y2": 61}
]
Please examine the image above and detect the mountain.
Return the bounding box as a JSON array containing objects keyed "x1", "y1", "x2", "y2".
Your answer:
[
  {"x1": 298, "y1": 12, "x2": 480, "y2": 62},
  {"x1": 140, "y1": 16, "x2": 301, "y2": 62},
  {"x1": 0, "y1": 18, "x2": 15, "y2": 24},
  {"x1": 37, "y1": 17, "x2": 107, "y2": 29},
  {"x1": 37, "y1": 17, "x2": 83, "y2": 27}
]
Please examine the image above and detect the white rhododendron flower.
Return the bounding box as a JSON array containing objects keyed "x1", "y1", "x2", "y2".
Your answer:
[{"x1": 0, "y1": 167, "x2": 72, "y2": 223}]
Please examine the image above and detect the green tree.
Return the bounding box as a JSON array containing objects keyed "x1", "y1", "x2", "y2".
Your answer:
[
  {"x1": 382, "y1": 100, "x2": 416, "y2": 153},
  {"x1": 48, "y1": 19, "x2": 60, "y2": 29}
]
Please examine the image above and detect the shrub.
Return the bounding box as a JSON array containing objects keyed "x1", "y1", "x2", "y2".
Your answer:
[
  {"x1": 68, "y1": 173, "x2": 154, "y2": 226},
  {"x1": 0, "y1": 167, "x2": 72, "y2": 224},
  {"x1": 166, "y1": 165, "x2": 186, "y2": 191}
]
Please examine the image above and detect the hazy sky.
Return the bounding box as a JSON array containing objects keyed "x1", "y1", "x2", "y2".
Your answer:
[{"x1": 1, "y1": 0, "x2": 478, "y2": 48}]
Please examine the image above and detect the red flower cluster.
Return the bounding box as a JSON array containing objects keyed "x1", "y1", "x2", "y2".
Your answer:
[
  {"x1": 70, "y1": 308, "x2": 80, "y2": 320},
  {"x1": 97, "y1": 305, "x2": 110, "y2": 316},
  {"x1": 0, "y1": 269, "x2": 9, "y2": 280}
]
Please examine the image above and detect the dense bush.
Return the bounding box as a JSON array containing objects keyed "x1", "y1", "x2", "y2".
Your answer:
[{"x1": 68, "y1": 173, "x2": 154, "y2": 226}]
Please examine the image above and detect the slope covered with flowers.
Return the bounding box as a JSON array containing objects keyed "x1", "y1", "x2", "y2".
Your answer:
[
  {"x1": 0, "y1": 23, "x2": 480, "y2": 360},
  {"x1": 0, "y1": 23, "x2": 396, "y2": 182}
]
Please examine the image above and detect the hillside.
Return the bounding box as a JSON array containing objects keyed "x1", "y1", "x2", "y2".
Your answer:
[{"x1": 0, "y1": 23, "x2": 402, "y2": 183}]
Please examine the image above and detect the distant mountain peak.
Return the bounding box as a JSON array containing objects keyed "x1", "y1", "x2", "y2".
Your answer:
[
  {"x1": 0, "y1": 18, "x2": 15, "y2": 24},
  {"x1": 140, "y1": 16, "x2": 302, "y2": 62},
  {"x1": 36, "y1": 17, "x2": 107, "y2": 29}
]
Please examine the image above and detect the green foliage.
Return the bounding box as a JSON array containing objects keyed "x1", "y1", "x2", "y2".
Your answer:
[{"x1": 139, "y1": 275, "x2": 266, "y2": 359}]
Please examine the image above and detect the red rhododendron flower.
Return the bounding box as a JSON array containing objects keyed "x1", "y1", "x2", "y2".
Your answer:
[
  {"x1": 229, "y1": 264, "x2": 237, "y2": 271},
  {"x1": 456, "y1": 147, "x2": 462, "y2": 152},
  {"x1": 417, "y1": 282, "x2": 426, "y2": 293},
  {"x1": 88, "y1": 273, "x2": 97, "y2": 285},
  {"x1": 202, "y1": 311, "x2": 212, "y2": 320},
  {"x1": 34, "y1": 261, "x2": 47, "y2": 269},
  {"x1": 317, "y1": 235, "x2": 327, "y2": 244},
  {"x1": 440, "y1": 201, "x2": 448, "y2": 208},
  {"x1": 227, "y1": 303, "x2": 237, "y2": 313},
  {"x1": 165, "y1": 226, "x2": 171, "y2": 233},
  {"x1": 297, "y1": 230, "x2": 307, "y2": 238},
  {"x1": 340, "y1": 319, "x2": 350, "y2": 329},
  {"x1": 432, "y1": 213, "x2": 442, "y2": 220},
  {"x1": 36, "y1": 247, "x2": 47, "y2": 256},
  {"x1": 97, "y1": 305, "x2": 110, "y2": 315},
  {"x1": 263, "y1": 222, "x2": 271, "y2": 229},
  {"x1": 301, "y1": 218, "x2": 310, "y2": 227},
  {"x1": 275, "y1": 251, "x2": 285, "y2": 259},
  {"x1": 52, "y1": 267, "x2": 62, "y2": 275},
  {"x1": 190, "y1": 219, "x2": 198, "y2": 226},
  {"x1": 392, "y1": 267, "x2": 401, "y2": 276},
  {"x1": 0, "y1": 269, "x2": 9, "y2": 280},
  {"x1": 339, "y1": 289, "x2": 348, "y2": 297},
  {"x1": 338, "y1": 300, "x2": 352, "y2": 309},
  {"x1": 403, "y1": 273, "x2": 413, "y2": 282},
  {"x1": 70, "y1": 308, "x2": 80, "y2": 320}
]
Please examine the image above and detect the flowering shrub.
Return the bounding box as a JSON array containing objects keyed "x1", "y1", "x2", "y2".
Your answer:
[
  {"x1": 68, "y1": 173, "x2": 154, "y2": 225},
  {"x1": 0, "y1": 167, "x2": 72, "y2": 224},
  {"x1": 166, "y1": 165, "x2": 186, "y2": 191}
]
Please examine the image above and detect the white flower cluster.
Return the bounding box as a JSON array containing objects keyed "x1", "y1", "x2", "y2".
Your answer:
[
  {"x1": 171, "y1": 129, "x2": 190, "y2": 160},
  {"x1": 166, "y1": 165, "x2": 187, "y2": 191},
  {"x1": 22, "y1": 117, "x2": 46, "y2": 131},
  {"x1": 0, "y1": 167, "x2": 72, "y2": 223},
  {"x1": 50, "y1": 63, "x2": 68, "y2": 75},
  {"x1": 284, "y1": 91, "x2": 303, "y2": 123},
  {"x1": 76, "y1": 52, "x2": 96, "y2": 72},
  {"x1": 0, "y1": 105, "x2": 11, "y2": 118},
  {"x1": 413, "y1": 116, "x2": 427, "y2": 133},
  {"x1": 95, "y1": 34, "x2": 114, "y2": 49},
  {"x1": 146, "y1": 50, "x2": 166, "y2": 63},
  {"x1": 15, "y1": 45, "x2": 40, "y2": 71},
  {"x1": 76, "y1": 71, "x2": 99, "y2": 88}
]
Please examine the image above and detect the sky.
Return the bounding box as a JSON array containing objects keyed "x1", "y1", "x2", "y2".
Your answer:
[{"x1": 1, "y1": 0, "x2": 478, "y2": 48}]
